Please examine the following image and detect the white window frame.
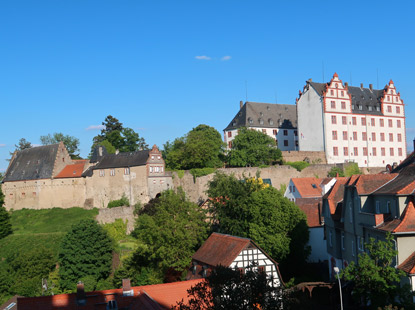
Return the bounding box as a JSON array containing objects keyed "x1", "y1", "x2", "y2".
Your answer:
[
  {"x1": 124, "y1": 167, "x2": 130, "y2": 175},
  {"x1": 110, "y1": 169, "x2": 115, "y2": 176},
  {"x1": 99, "y1": 169, "x2": 105, "y2": 177}
]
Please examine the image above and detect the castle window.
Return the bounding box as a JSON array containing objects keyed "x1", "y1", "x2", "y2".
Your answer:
[
  {"x1": 155, "y1": 167, "x2": 160, "y2": 173},
  {"x1": 380, "y1": 119, "x2": 384, "y2": 127},
  {"x1": 372, "y1": 148, "x2": 377, "y2": 156},
  {"x1": 341, "y1": 91, "x2": 344, "y2": 96},
  {"x1": 362, "y1": 132, "x2": 367, "y2": 141},
  {"x1": 389, "y1": 133, "x2": 393, "y2": 142},
  {"x1": 331, "y1": 101, "x2": 335, "y2": 109},
  {"x1": 124, "y1": 168, "x2": 130, "y2": 175},
  {"x1": 354, "y1": 147, "x2": 358, "y2": 156},
  {"x1": 99, "y1": 169, "x2": 105, "y2": 177},
  {"x1": 228, "y1": 131, "x2": 232, "y2": 138},
  {"x1": 272, "y1": 129, "x2": 278, "y2": 135},
  {"x1": 352, "y1": 117, "x2": 356, "y2": 125},
  {"x1": 372, "y1": 132, "x2": 376, "y2": 141},
  {"x1": 398, "y1": 134, "x2": 402, "y2": 142},
  {"x1": 397, "y1": 120, "x2": 401, "y2": 128},
  {"x1": 380, "y1": 133, "x2": 385, "y2": 141},
  {"x1": 390, "y1": 148, "x2": 394, "y2": 156},
  {"x1": 398, "y1": 148, "x2": 403, "y2": 156},
  {"x1": 330, "y1": 90, "x2": 334, "y2": 95},
  {"x1": 341, "y1": 101, "x2": 346, "y2": 109},
  {"x1": 343, "y1": 147, "x2": 348, "y2": 156},
  {"x1": 343, "y1": 131, "x2": 348, "y2": 140},
  {"x1": 342, "y1": 116, "x2": 347, "y2": 125},
  {"x1": 149, "y1": 166, "x2": 153, "y2": 173},
  {"x1": 381, "y1": 148, "x2": 386, "y2": 156},
  {"x1": 361, "y1": 118, "x2": 366, "y2": 126},
  {"x1": 331, "y1": 115, "x2": 337, "y2": 124},
  {"x1": 371, "y1": 118, "x2": 375, "y2": 126},
  {"x1": 388, "y1": 119, "x2": 393, "y2": 127},
  {"x1": 333, "y1": 147, "x2": 338, "y2": 156},
  {"x1": 283, "y1": 130, "x2": 288, "y2": 136},
  {"x1": 363, "y1": 147, "x2": 368, "y2": 156},
  {"x1": 353, "y1": 132, "x2": 357, "y2": 140},
  {"x1": 332, "y1": 131, "x2": 337, "y2": 140},
  {"x1": 110, "y1": 169, "x2": 115, "y2": 176},
  {"x1": 396, "y1": 106, "x2": 400, "y2": 114},
  {"x1": 387, "y1": 106, "x2": 392, "y2": 113}
]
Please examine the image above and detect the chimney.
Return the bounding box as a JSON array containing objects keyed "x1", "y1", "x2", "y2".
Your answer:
[
  {"x1": 122, "y1": 278, "x2": 134, "y2": 296},
  {"x1": 369, "y1": 84, "x2": 373, "y2": 90},
  {"x1": 99, "y1": 146, "x2": 103, "y2": 157},
  {"x1": 239, "y1": 101, "x2": 243, "y2": 109},
  {"x1": 76, "y1": 282, "x2": 86, "y2": 306},
  {"x1": 360, "y1": 83, "x2": 363, "y2": 89},
  {"x1": 345, "y1": 82, "x2": 348, "y2": 88}
]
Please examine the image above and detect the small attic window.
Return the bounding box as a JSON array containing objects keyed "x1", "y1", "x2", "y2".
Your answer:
[
  {"x1": 312, "y1": 184, "x2": 317, "y2": 188},
  {"x1": 376, "y1": 106, "x2": 380, "y2": 111},
  {"x1": 267, "y1": 106, "x2": 270, "y2": 110},
  {"x1": 232, "y1": 121, "x2": 236, "y2": 126},
  {"x1": 259, "y1": 118, "x2": 264, "y2": 125},
  {"x1": 368, "y1": 106, "x2": 372, "y2": 111},
  {"x1": 248, "y1": 117, "x2": 253, "y2": 124},
  {"x1": 260, "y1": 112, "x2": 264, "y2": 117},
  {"x1": 352, "y1": 104, "x2": 355, "y2": 110},
  {"x1": 358, "y1": 105, "x2": 363, "y2": 110},
  {"x1": 269, "y1": 119, "x2": 274, "y2": 125}
]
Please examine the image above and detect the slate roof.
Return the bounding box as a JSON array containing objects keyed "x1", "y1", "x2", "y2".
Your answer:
[
  {"x1": 192, "y1": 233, "x2": 251, "y2": 267},
  {"x1": 3, "y1": 144, "x2": 60, "y2": 182},
  {"x1": 392, "y1": 151, "x2": 415, "y2": 173},
  {"x1": 55, "y1": 160, "x2": 88, "y2": 178},
  {"x1": 398, "y1": 251, "x2": 415, "y2": 275},
  {"x1": 374, "y1": 165, "x2": 415, "y2": 195},
  {"x1": 350, "y1": 174, "x2": 397, "y2": 195},
  {"x1": 92, "y1": 150, "x2": 150, "y2": 170},
  {"x1": 295, "y1": 197, "x2": 322, "y2": 228},
  {"x1": 224, "y1": 102, "x2": 297, "y2": 131},
  {"x1": 291, "y1": 177, "x2": 323, "y2": 198},
  {"x1": 307, "y1": 81, "x2": 385, "y2": 116},
  {"x1": 17, "y1": 279, "x2": 203, "y2": 310},
  {"x1": 375, "y1": 201, "x2": 415, "y2": 234}
]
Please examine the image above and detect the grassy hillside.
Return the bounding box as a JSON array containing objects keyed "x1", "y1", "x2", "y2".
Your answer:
[{"x1": 0, "y1": 207, "x2": 98, "y2": 263}]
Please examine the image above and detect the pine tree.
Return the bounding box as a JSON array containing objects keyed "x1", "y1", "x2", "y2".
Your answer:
[{"x1": 0, "y1": 186, "x2": 12, "y2": 239}]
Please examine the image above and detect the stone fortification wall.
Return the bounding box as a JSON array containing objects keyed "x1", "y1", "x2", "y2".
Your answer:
[
  {"x1": 172, "y1": 164, "x2": 336, "y2": 204},
  {"x1": 282, "y1": 151, "x2": 327, "y2": 164},
  {"x1": 96, "y1": 206, "x2": 135, "y2": 234}
]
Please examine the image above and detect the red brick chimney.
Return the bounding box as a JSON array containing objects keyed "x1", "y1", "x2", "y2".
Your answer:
[{"x1": 122, "y1": 278, "x2": 134, "y2": 296}]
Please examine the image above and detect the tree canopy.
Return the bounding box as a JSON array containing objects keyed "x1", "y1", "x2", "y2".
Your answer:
[
  {"x1": 207, "y1": 173, "x2": 310, "y2": 273},
  {"x1": 40, "y1": 132, "x2": 80, "y2": 159},
  {"x1": 131, "y1": 188, "x2": 208, "y2": 280},
  {"x1": 227, "y1": 127, "x2": 282, "y2": 167},
  {"x1": 163, "y1": 124, "x2": 224, "y2": 170},
  {"x1": 9, "y1": 138, "x2": 32, "y2": 158},
  {"x1": 174, "y1": 265, "x2": 282, "y2": 310},
  {"x1": 342, "y1": 233, "x2": 412, "y2": 309},
  {"x1": 0, "y1": 186, "x2": 12, "y2": 240},
  {"x1": 91, "y1": 115, "x2": 148, "y2": 154},
  {"x1": 58, "y1": 219, "x2": 113, "y2": 291}
]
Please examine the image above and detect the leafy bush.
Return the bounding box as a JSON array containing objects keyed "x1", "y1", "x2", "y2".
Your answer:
[
  {"x1": 328, "y1": 166, "x2": 345, "y2": 177},
  {"x1": 102, "y1": 219, "x2": 127, "y2": 243},
  {"x1": 177, "y1": 170, "x2": 185, "y2": 179},
  {"x1": 107, "y1": 194, "x2": 129, "y2": 208},
  {"x1": 285, "y1": 161, "x2": 310, "y2": 172},
  {"x1": 344, "y1": 163, "x2": 362, "y2": 177},
  {"x1": 190, "y1": 167, "x2": 216, "y2": 182}
]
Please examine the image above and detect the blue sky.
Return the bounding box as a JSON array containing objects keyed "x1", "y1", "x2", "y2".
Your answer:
[{"x1": 1, "y1": 1, "x2": 414, "y2": 171}]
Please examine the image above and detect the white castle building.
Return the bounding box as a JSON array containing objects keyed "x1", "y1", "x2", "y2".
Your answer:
[{"x1": 296, "y1": 73, "x2": 406, "y2": 167}]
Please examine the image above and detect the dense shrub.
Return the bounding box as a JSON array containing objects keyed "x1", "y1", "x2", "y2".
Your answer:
[
  {"x1": 285, "y1": 161, "x2": 310, "y2": 172},
  {"x1": 328, "y1": 166, "x2": 345, "y2": 177},
  {"x1": 107, "y1": 194, "x2": 129, "y2": 208},
  {"x1": 190, "y1": 167, "x2": 216, "y2": 181}
]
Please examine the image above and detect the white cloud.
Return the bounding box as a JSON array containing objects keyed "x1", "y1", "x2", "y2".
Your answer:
[
  {"x1": 86, "y1": 125, "x2": 106, "y2": 131},
  {"x1": 195, "y1": 55, "x2": 211, "y2": 60},
  {"x1": 32, "y1": 144, "x2": 42, "y2": 147},
  {"x1": 0, "y1": 144, "x2": 5, "y2": 147},
  {"x1": 221, "y1": 55, "x2": 232, "y2": 61}
]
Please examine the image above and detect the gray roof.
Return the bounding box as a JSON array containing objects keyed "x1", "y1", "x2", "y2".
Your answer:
[
  {"x1": 4, "y1": 144, "x2": 59, "y2": 182},
  {"x1": 83, "y1": 150, "x2": 150, "y2": 176},
  {"x1": 224, "y1": 102, "x2": 297, "y2": 131},
  {"x1": 308, "y1": 81, "x2": 385, "y2": 116}
]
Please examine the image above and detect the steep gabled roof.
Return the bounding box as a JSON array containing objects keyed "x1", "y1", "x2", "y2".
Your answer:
[
  {"x1": 324, "y1": 177, "x2": 349, "y2": 216},
  {"x1": 192, "y1": 233, "x2": 251, "y2": 267},
  {"x1": 306, "y1": 81, "x2": 385, "y2": 116},
  {"x1": 3, "y1": 144, "x2": 60, "y2": 182},
  {"x1": 295, "y1": 197, "x2": 322, "y2": 228},
  {"x1": 291, "y1": 177, "x2": 323, "y2": 198},
  {"x1": 92, "y1": 150, "x2": 150, "y2": 169},
  {"x1": 398, "y1": 251, "x2": 415, "y2": 275},
  {"x1": 376, "y1": 201, "x2": 415, "y2": 234},
  {"x1": 224, "y1": 102, "x2": 297, "y2": 131},
  {"x1": 55, "y1": 160, "x2": 88, "y2": 178},
  {"x1": 374, "y1": 165, "x2": 415, "y2": 195},
  {"x1": 352, "y1": 174, "x2": 397, "y2": 195}
]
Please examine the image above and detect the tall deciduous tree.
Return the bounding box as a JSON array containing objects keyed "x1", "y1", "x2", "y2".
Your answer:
[
  {"x1": 163, "y1": 124, "x2": 224, "y2": 170},
  {"x1": 91, "y1": 115, "x2": 148, "y2": 154},
  {"x1": 342, "y1": 233, "x2": 411, "y2": 309},
  {"x1": 59, "y1": 219, "x2": 113, "y2": 291},
  {"x1": 174, "y1": 265, "x2": 282, "y2": 310},
  {"x1": 131, "y1": 189, "x2": 208, "y2": 278},
  {"x1": 9, "y1": 138, "x2": 32, "y2": 159},
  {"x1": 0, "y1": 186, "x2": 12, "y2": 240},
  {"x1": 40, "y1": 132, "x2": 80, "y2": 159},
  {"x1": 207, "y1": 173, "x2": 309, "y2": 272},
  {"x1": 227, "y1": 127, "x2": 282, "y2": 167}
]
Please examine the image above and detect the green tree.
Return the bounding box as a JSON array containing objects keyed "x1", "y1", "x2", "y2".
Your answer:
[
  {"x1": 98, "y1": 140, "x2": 116, "y2": 154},
  {"x1": 174, "y1": 265, "x2": 282, "y2": 310},
  {"x1": 327, "y1": 166, "x2": 345, "y2": 177},
  {"x1": 344, "y1": 162, "x2": 362, "y2": 177},
  {"x1": 59, "y1": 219, "x2": 113, "y2": 291},
  {"x1": 131, "y1": 189, "x2": 208, "y2": 279},
  {"x1": 227, "y1": 127, "x2": 282, "y2": 167},
  {"x1": 40, "y1": 132, "x2": 81, "y2": 159},
  {"x1": 9, "y1": 137, "x2": 32, "y2": 158},
  {"x1": 342, "y1": 233, "x2": 411, "y2": 309},
  {"x1": 207, "y1": 173, "x2": 310, "y2": 273},
  {"x1": 0, "y1": 186, "x2": 12, "y2": 239},
  {"x1": 163, "y1": 124, "x2": 224, "y2": 170},
  {"x1": 91, "y1": 115, "x2": 148, "y2": 154}
]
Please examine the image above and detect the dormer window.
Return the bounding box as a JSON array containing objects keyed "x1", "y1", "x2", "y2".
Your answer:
[
  {"x1": 259, "y1": 118, "x2": 264, "y2": 125},
  {"x1": 248, "y1": 117, "x2": 253, "y2": 124},
  {"x1": 269, "y1": 119, "x2": 274, "y2": 125}
]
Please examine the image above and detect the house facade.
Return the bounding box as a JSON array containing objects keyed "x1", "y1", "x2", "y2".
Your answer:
[
  {"x1": 297, "y1": 73, "x2": 406, "y2": 167},
  {"x1": 224, "y1": 101, "x2": 298, "y2": 151},
  {"x1": 322, "y1": 165, "x2": 415, "y2": 288},
  {"x1": 2, "y1": 143, "x2": 172, "y2": 210},
  {"x1": 187, "y1": 233, "x2": 283, "y2": 288}
]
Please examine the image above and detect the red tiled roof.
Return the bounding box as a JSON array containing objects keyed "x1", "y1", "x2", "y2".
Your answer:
[
  {"x1": 354, "y1": 174, "x2": 397, "y2": 195},
  {"x1": 17, "y1": 279, "x2": 203, "y2": 310},
  {"x1": 295, "y1": 198, "x2": 322, "y2": 228},
  {"x1": 326, "y1": 177, "x2": 349, "y2": 215},
  {"x1": 291, "y1": 178, "x2": 322, "y2": 198},
  {"x1": 192, "y1": 233, "x2": 250, "y2": 267},
  {"x1": 393, "y1": 201, "x2": 415, "y2": 233},
  {"x1": 398, "y1": 251, "x2": 415, "y2": 275},
  {"x1": 55, "y1": 160, "x2": 88, "y2": 178}
]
